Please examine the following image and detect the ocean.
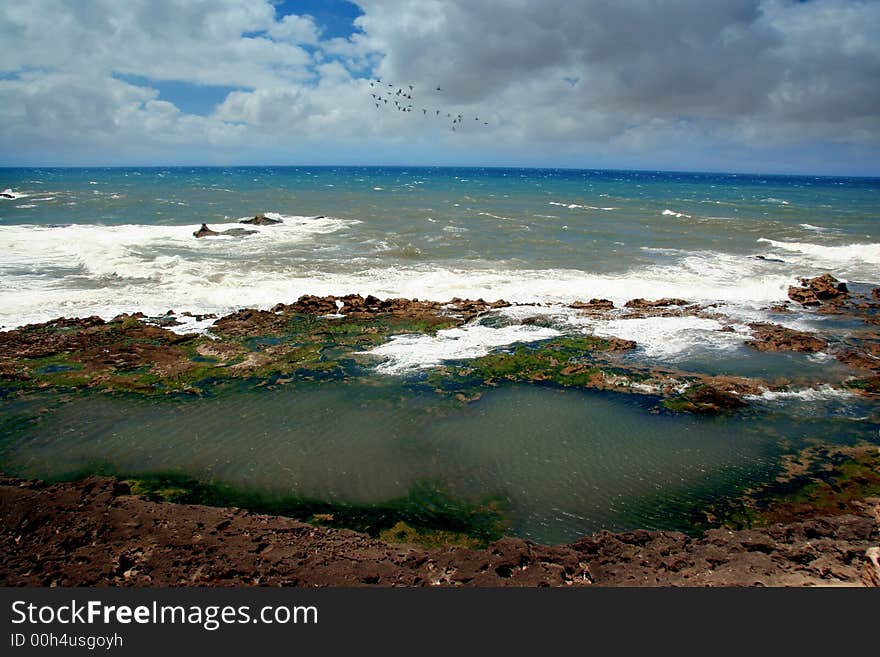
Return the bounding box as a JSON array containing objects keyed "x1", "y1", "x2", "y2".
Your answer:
[
  {"x1": 1, "y1": 166, "x2": 878, "y2": 543},
  {"x1": 1, "y1": 166, "x2": 878, "y2": 328}
]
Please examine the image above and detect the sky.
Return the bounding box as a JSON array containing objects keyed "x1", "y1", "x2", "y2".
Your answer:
[{"x1": 0, "y1": 0, "x2": 878, "y2": 175}]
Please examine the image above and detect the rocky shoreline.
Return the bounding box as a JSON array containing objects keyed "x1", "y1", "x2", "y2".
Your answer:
[
  {"x1": 0, "y1": 274, "x2": 877, "y2": 412},
  {"x1": 1, "y1": 475, "x2": 878, "y2": 587},
  {"x1": 1, "y1": 276, "x2": 879, "y2": 586}
]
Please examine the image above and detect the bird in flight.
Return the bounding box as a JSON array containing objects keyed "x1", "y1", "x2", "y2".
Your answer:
[{"x1": 366, "y1": 78, "x2": 491, "y2": 133}]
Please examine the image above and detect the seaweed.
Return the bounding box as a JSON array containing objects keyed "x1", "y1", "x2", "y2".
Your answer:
[{"x1": 46, "y1": 467, "x2": 509, "y2": 547}]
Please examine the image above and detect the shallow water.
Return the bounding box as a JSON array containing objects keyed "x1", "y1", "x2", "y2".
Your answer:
[{"x1": 2, "y1": 382, "x2": 876, "y2": 544}]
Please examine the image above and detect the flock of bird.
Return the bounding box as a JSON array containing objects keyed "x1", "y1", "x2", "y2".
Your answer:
[{"x1": 367, "y1": 79, "x2": 489, "y2": 132}]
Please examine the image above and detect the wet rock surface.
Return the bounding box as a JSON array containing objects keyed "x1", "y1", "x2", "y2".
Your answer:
[
  {"x1": 239, "y1": 213, "x2": 282, "y2": 225},
  {"x1": 193, "y1": 223, "x2": 258, "y2": 238},
  {"x1": 663, "y1": 385, "x2": 748, "y2": 414},
  {"x1": 1, "y1": 476, "x2": 876, "y2": 587},
  {"x1": 624, "y1": 298, "x2": 689, "y2": 309},
  {"x1": 788, "y1": 273, "x2": 849, "y2": 306},
  {"x1": 570, "y1": 299, "x2": 615, "y2": 311},
  {"x1": 745, "y1": 322, "x2": 827, "y2": 353},
  {"x1": 1, "y1": 280, "x2": 878, "y2": 405}
]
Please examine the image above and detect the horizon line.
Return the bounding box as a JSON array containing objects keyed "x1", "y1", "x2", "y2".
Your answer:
[{"x1": 1, "y1": 163, "x2": 878, "y2": 181}]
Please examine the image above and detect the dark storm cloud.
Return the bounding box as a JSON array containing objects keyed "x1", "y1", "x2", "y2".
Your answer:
[{"x1": 361, "y1": 0, "x2": 880, "y2": 145}]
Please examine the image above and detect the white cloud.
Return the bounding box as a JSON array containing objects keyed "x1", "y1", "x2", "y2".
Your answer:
[
  {"x1": 0, "y1": 0, "x2": 877, "y2": 172},
  {"x1": 268, "y1": 13, "x2": 321, "y2": 45}
]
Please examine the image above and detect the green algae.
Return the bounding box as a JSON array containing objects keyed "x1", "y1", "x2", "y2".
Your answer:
[
  {"x1": 378, "y1": 520, "x2": 483, "y2": 549},
  {"x1": 681, "y1": 442, "x2": 880, "y2": 531},
  {"x1": 844, "y1": 377, "x2": 880, "y2": 393},
  {"x1": 745, "y1": 443, "x2": 880, "y2": 524},
  {"x1": 43, "y1": 467, "x2": 508, "y2": 546},
  {"x1": 1, "y1": 316, "x2": 750, "y2": 416},
  {"x1": 3, "y1": 313, "x2": 459, "y2": 395},
  {"x1": 660, "y1": 384, "x2": 747, "y2": 414},
  {"x1": 426, "y1": 336, "x2": 637, "y2": 394}
]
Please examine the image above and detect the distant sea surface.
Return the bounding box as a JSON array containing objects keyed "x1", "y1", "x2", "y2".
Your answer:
[{"x1": 1, "y1": 166, "x2": 878, "y2": 328}]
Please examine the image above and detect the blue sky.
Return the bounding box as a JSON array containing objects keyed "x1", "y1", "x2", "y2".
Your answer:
[
  {"x1": 271, "y1": 0, "x2": 363, "y2": 40},
  {"x1": 0, "y1": 1, "x2": 878, "y2": 175}
]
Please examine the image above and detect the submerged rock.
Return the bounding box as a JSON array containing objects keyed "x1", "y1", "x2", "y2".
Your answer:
[
  {"x1": 664, "y1": 385, "x2": 747, "y2": 414},
  {"x1": 193, "y1": 223, "x2": 258, "y2": 238},
  {"x1": 837, "y1": 351, "x2": 880, "y2": 372},
  {"x1": 240, "y1": 213, "x2": 282, "y2": 226},
  {"x1": 221, "y1": 227, "x2": 259, "y2": 237}
]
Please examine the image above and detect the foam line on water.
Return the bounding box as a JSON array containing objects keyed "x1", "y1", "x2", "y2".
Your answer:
[
  {"x1": 0, "y1": 219, "x2": 856, "y2": 330},
  {"x1": 590, "y1": 316, "x2": 745, "y2": 359},
  {"x1": 364, "y1": 324, "x2": 562, "y2": 374},
  {"x1": 757, "y1": 238, "x2": 880, "y2": 276},
  {"x1": 744, "y1": 386, "x2": 857, "y2": 402}
]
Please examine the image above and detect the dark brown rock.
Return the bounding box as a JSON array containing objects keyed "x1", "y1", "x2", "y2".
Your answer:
[
  {"x1": 2, "y1": 475, "x2": 875, "y2": 587},
  {"x1": 624, "y1": 298, "x2": 689, "y2": 309},
  {"x1": 239, "y1": 214, "x2": 282, "y2": 226},
  {"x1": 193, "y1": 223, "x2": 258, "y2": 238},
  {"x1": 211, "y1": 308, "x2": 291, "y2": 337},
  {"x1": 193, "y1": 223, "x2": 219, "y2": 238},
  {"x1": 745, "y1": 322, "x2": 826, "y2": 353},
  {"x1": 788, "y1": 273, "x2": 849, "y2": 305},
  {"x1": 674, "y1": 385, "x2": 747, "y2": 414},
  {"x1": 835, "y1": 351, "x2": 880, "y2": 372},
  {"x1": 570, "y1": 299, "x2": 614, "y2": 310}
]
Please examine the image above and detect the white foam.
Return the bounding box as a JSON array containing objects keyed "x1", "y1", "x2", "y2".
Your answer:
[
  {"x1": 662, "y1": 209, "x2": 691, "y2": 218},
  {"x1": 1, "y1": 189, "x2": 27, "y2": 200},
  {"x1": 549, "y1": 201, "x2": 599, "y2": 210},
  {"x1": 589, "y1": 316, "x2": 744, "y2": 359},
  {"x1": 799, "y1": 223, "x2": 826, "y2": 232},
  {"x1": 14, "y1": 204, "x2": 36, "y2": 209},
  {"x1": 364, "y1": 323, "x2": 561, "y2": 374},
  {"x1": 757, "y1": 238, "x2": 880, "y2": 280},
  {"x1": 162, "y1": 314, "x2": 218, "y2": 336},
  {"x1": 762, "y1": 197, "x2": 790, "y2": 205},
  {"x1": 0, "y1": 215, "x2": 359, "y2": 327},
  {"x1": 0, "y1": 248, "x2": 796, "y2": 330},
  {"x1": 0, "y1": 216, "x2": 836, "y2": 331},
  {"x1": 491, "y1": 306, "x2": 749, "y2": 361},
  {"x1": 744, "y1": 386, "x2": 856, "y2": 402}
]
